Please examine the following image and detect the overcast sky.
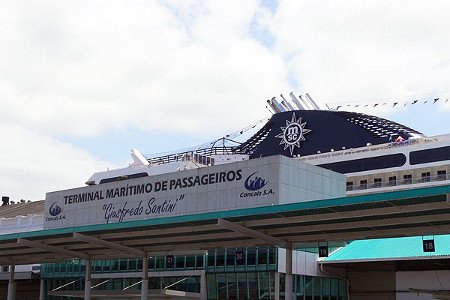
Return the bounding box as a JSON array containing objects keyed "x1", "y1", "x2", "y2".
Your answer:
[{"x1": 1, "y1": 0, "x2": 449, "y2": 201}]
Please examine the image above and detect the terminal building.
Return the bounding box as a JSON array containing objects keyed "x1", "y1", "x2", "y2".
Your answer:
[{"x1": 0, "y1": 93, "x2": 449, "y2": 299}]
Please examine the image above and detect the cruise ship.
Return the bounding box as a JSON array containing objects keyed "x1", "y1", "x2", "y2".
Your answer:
[{"x1": 86, "y1": 93, "x2": 450, "y2": 193}]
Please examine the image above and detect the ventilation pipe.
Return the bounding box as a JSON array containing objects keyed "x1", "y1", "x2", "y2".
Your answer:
[
  {"x1": 267, "y1": 99, "x2": 282, "y2": 113},
  {"x1": 280, "y1": 100, "x2": 291, "y2": 111},
  {"x1": 305, "y1": 93, "x2": 321, "y2": 110},
  {"x1": 289, "y1": 92, "x2": 306, "y2": 110},
  {"x1": 271, "y1": 97, "x2": 287, "y2": 112},
  {"x1": 280, "y1": 94, "x2": 295, "y2": 111},
  {"x1": 300, "y1": 95, "x2": 314, "y2": 110}
]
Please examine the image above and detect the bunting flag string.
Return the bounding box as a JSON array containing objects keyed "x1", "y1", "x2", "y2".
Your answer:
[{"x1": 327, "y1": 92, "x2": 450, "y2": 111}]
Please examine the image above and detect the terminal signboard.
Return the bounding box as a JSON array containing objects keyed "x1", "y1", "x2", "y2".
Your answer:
[{"x1": 44, "y1": 155, "x2": 345, "y2": 229}]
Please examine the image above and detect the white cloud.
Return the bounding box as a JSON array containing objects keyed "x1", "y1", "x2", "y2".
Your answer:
[
  {"x1": 0, "y1": 0, "x2": 288, "y2": 138},
  {"x1": 272, "y1": 0, "x2": 450, "y2": 109},
  {"x1": 0, "y1": 125, "x2": 113, "y2": 201}
]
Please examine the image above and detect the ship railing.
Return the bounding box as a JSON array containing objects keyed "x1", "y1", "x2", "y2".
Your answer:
[
  {"x1": 298, "y1": 138, "x2": 430, "y2": 162},
  {"x1": 147, "y1": 147, "x2": 240, "y2": 165},
  {"x1": 346, "y1": 174, "x2": 449, "y2": 191}
]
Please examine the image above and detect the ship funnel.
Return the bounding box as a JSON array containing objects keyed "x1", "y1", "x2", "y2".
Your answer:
[
  {"x1": 267, "y1": 99, "x2": 281, "y2": 113},
  {"x1": 289, "y1": 92, "x2": 306, "y2": 110},
  {"x1": 271, "y1": 97, "x2": 287, "y2": 113},
  {"x1": 280, "y1": 94, "x2": 295, "y2": 111},
  {"x1": 305, "y1": 93, "x2": 320, "y2": 110}
]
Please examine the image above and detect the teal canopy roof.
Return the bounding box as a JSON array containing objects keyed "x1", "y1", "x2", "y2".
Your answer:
[{"x1": 323, "y1": 235, "x2": 450, "y2": 263}]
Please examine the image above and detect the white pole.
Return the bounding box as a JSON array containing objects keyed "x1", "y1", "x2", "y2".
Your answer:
[
  {"x1": 141, "y1": 256, "x2": 149, "y2": 300},
  {"x1": 274, "y1": 272, "x2": 280, "y2": 300},
  {"x1": 84, "y1": 259, "x2": 91, "y2": 300},
  {"x1": 39, "y1": 279, "x2": 45, "y2": 300},
  {"x1": 7, "y1": 264, "x2": 15, "y2": 300},
  {"x1": 200, "y1": 273, "x2": 207, "y2": 300},
  {"x1": 285, "y1": 247, "x2": 293, "y2": 300}
]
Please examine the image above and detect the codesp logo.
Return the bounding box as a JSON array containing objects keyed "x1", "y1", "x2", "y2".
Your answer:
[{"x1": 244, "y1": 172, "x2": 267, "y2": 191}]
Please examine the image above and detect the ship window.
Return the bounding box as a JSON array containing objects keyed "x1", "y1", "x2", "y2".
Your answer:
[
  {"x1": 346, "y1": 181, "x2": 354, "y2": 191},
  {"x1": 128, "y1": 172, "x2": 149, "y2": 179},
  {"x1": 437, "y1": 170, "x2": 447, "y2": 180},
  {"x1": 403, "y1": 174, "x2": 412, "y2": 184},
  {"x1": 421, "y1": 172, "x2": 431, "y2": 182},
  {"x1": 318, "y1": 153, "x2": 406, "y2": 174},
  {"x1": 374, "y1": 178, "x2": 382, "y2": 187},
  {"x1": 216, "y1": 250, "x2": 225, "y2": 267},
  {"x1": 388, "y1": 176, "x2": 397, "y2": 186},
  {"x1": 99, "y1": 172, "x2": 148, "y2": 184},
  {"x1": 246, "y1": 248, "x2": 256, "y2": 266},
  {"x1": 410, "y1": 146, "x2": 450, "y2": 165},
  {"x1": 359, "y1": 180, "x2": 368, "y2": 189}
]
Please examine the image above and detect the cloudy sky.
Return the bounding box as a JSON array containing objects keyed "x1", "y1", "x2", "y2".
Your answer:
[{"x1": 1, "y1": 0, "x2": 449, "y2": 201}]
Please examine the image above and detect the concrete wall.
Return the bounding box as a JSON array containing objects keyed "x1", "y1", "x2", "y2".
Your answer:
[
  {"x1": 278, "y1": 249, "x2": 325, "y2": 277},
  {"x1": 336, "y1": 269, "x2": 450, "y2": 300},
  {"x1": 396, "y1": 271, "x2": 450, "y2": 300},
  {"x1": 347, "y1": 270, "x2": 396, "y2": 300},
  {"x1": 278, "y1": 156, "x2": 346, "y2": 204}
]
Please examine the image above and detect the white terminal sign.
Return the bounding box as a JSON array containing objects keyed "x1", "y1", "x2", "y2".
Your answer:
[{"x1": 44, "y1": 155, "x2": 345, "y2": 229}]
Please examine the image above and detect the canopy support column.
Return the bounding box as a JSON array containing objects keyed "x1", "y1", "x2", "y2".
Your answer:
[
  {"x1": 274, "y1": 272, "x2": 280, "y2": 300},
  {"x1": 39, "y1": 279, "x2": 45, "y2": 300},
  {"x1": 141, "y1": 255, "x2": 149, "y2": 300},
  {"x1": 200, "y1": 273, "x2": 207, "y2": 300},
  {"x1": 7, "y1": 264, "x2": 15, "y2": 300},
  {"x1": 285, "y1": 246, "x2": 293, "y2": 300},
  {"x1": 84, "y1": 259, "x2": 91, "y2": 300}
]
